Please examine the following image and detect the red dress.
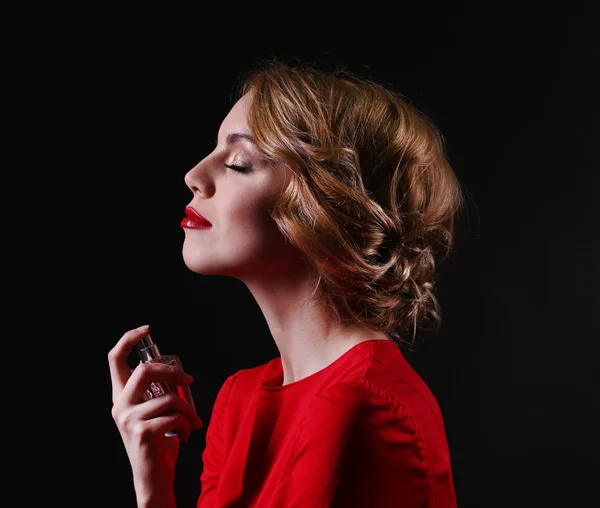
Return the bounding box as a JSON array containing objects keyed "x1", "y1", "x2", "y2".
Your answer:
[{"x1": 197, "y1": 339, "x2": 457, "y2": 507}]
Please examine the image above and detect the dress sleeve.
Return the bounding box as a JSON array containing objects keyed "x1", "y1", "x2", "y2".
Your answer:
[
  {"x1": 196, "y1": 373, "x2": 236, "y2": 508},
  {"x1": 274, "y1": 380, "x2": 434, "y2": 508}
]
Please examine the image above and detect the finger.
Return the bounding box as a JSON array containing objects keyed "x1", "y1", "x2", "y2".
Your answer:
[
  {"x1": 108, "y1": 325, "x2": 150, "y2": 403},
  {"x1": 145, "y1": 413, "x2": 193, "y2": 443},
  {"x1": 135, "y1": 392, "x2": 203, "y2": 430},
  {"x1": 122, "y1": 362, "x2": 194, "y2": 404}
]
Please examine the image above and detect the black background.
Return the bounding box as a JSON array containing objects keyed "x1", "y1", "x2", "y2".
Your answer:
[{"x1": 6, "y1": 3, "x2": 599, "y2": 507}]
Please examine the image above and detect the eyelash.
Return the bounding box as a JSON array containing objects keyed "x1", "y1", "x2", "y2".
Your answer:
[{"x1": 225, "y1": 163, "x2": 252, "y2": 174}]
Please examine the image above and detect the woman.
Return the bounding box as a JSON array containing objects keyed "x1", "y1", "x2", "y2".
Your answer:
[{"x1": 109, "y1": 59, "x2": 465, "y2": 507}]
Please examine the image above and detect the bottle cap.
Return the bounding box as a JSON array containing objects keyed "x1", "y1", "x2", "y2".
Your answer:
[
  {"x1": 137, "y1": 333, "x2": 161, "y2": 362},
  {"x1": 138, "y1": 333, "x2": 155, "y2": 349}
]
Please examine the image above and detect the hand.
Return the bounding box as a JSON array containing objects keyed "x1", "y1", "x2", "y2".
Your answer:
[{"x1": 108, "y1": 325, "x2": 203, "y2": 505}]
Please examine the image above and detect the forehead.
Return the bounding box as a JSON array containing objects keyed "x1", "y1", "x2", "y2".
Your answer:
[{"x1": 218, "y1": 92, "x2": 252, "y2": 137}]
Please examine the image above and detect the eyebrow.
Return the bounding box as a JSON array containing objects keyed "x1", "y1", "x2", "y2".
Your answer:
[{"x1": 225, "y1": 132, "x2": 257, "y2": 146}]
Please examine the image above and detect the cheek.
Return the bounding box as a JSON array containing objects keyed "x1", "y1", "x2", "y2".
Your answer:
[
  {"x1": 228, "y1": 199, "x2": 280, "y2": 245},
  {"x1": 229, "y1": 196, "x2": 263, "y2": 225},
  {"x1": 228, "y1": 186, "x2": 279, "y2": 228},
  {"x1": 181, "y1": 192, "x2": 296, "y2": 276},
  {"x1": 231, "y1": 193, "x2": 293, "y2": 262}
]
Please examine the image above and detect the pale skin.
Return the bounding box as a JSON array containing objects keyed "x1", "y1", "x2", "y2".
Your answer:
[
  {"x1": 109, "y1": 91, "x2": 390, "y2": 507},
  {"x1": 181, "y1": 91, "x2": 391, "y2": 384}
]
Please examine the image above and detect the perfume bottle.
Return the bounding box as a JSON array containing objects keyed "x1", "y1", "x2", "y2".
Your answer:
[{"x1": 136, "y1": 333, "x2": 196, "y2": 437}]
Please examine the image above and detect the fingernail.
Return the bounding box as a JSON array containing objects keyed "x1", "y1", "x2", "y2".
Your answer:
[{"x1": 137, "y1": 325, "x2": 150, "y2": 331}]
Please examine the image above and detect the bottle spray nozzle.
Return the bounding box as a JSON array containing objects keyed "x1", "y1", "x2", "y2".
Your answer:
[
  {"x1": 138, "y1": 333, "x2": 155, "y2": 350},
  {"x1": 137, "y1": 333, "x2": 161, "y2": 362}
]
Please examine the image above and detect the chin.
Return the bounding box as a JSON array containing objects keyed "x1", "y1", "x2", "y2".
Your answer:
[
  {"x1": 181, "y1": 243, "x2": 218, "y2": 274},
  {"x1": 181, "y1": 233, "x2": 297, "y2": 279},
  {"x1": 181, "y1": 244, "x2": 250, "y2": 278},
  {"x1": 181, "y1": 250, "x2": 222, "y2": 275}
]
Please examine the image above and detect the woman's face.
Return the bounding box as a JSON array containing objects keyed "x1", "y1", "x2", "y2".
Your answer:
[{"x1": 182, "y1": 92, "x2": 299, "y2": 279}]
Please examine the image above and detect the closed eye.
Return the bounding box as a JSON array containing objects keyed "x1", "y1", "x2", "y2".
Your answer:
[{"x1": 225, "y1": 163, "x2": 252, "y2": 174}]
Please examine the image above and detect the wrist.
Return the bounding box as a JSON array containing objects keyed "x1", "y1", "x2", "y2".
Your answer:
[
  {"x1": 136, "y1": 490, "x2": 176, "y2": 508},
  {"x1": 134, "y1": 477, "x2": 176, "y2": 508}
]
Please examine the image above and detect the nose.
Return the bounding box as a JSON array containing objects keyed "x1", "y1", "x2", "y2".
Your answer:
[{"x1": 184, "y1": 158, "x2": 215, "y2": 197}]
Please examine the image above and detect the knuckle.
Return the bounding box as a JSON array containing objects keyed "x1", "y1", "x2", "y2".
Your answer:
[
  {"x1": 164, "y1": 392, "x2": 181, "y2": 404},
  {"x1": 120, "y1": 411, "x2": 133, "y2": 428},
  {"x1": 160, "y1": 393, "x2": 181, "y2": 410},
  {"x1": 113, "y1": 411, "x2": 128, "y2": 429},
  {"x1": 137, "y1": 363, "x2": 151, "y2": 376},
  {"x1": 159, "y1": 363, "x2": 177, "y2": 374},
  {"x1": 107, "y1": 347, "x2": 118, "y2": 362},
  {"x1": 131, "y1": 422, "x2": 151, "y2": 442}
]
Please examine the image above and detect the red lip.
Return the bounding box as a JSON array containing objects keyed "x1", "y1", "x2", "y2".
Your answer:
[{"x1": 181, "y1": 206, "x2": 212, "y2": 229}]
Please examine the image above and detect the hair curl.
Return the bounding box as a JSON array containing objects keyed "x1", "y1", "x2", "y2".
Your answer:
[{"x1": 235, "y1": 59, "x2": 466, "y2": 351}]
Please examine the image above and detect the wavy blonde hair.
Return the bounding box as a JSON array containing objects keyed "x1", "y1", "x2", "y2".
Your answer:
[{"x1": 236, "y1": 59, "x2": 467, "y2": 350}]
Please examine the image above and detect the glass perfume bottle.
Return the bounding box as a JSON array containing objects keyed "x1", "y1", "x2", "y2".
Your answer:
[{"x1": 136, "y1": 333, "x2": 196, "y2": 437}]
